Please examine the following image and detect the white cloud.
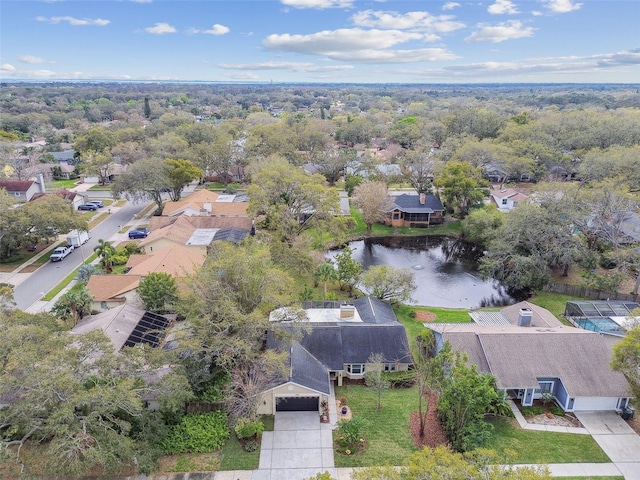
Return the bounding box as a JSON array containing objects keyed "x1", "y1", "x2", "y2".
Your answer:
[
  {"x1": 131, "y1": 0, "x2": 153, "y2": 3},
  {"x1": 218, "y1": 61, "x2": 354, "y2": 72},
  {"x1": 351, "y1": 10, "x2": 465, "y2": 33},
  {"x1": 280, "y1": 0, "x2": 354, "y2": 9},
  {"x1": 442, "y1": 2, "x2": 461, "y2": 10},
  {"x1": 19, "y1": 55, "x2": 45, "y2": 64},
  {"x1": 465, "y1": 20, "x2": 535, "y2": 43},
  {"x1": 543, "y1": 0, "x2": 582, "y2": 13},
  {"x1": 264, "y1": 28, "x2": 423, "y2": 55},
  {"x1": 0, "y1": 64, "x2": 16, "y2": 71},
  {"x1": 35, "y1": 16, "x2": 110, "y2": 26},
  {"x1": 488, "y1": 0, "x2": 519, "y2": 15},
  {"x1": 190, "y1": 24, "x2": 230, "y2": 35},
  {"x1": 222, "y1": 72, "x2": 261, "y2": 80},
  {"x1": 144, "y1": 22, "x2": 177, "y2": 34}
]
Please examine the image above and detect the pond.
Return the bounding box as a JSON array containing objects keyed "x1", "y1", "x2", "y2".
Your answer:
[{"x1": 328, "y1": 236, "x2": 515, "y2": 308}]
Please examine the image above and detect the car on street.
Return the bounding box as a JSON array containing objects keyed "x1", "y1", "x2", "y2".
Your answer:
[
  {"x1": 86, "y1": 200, "x2": 104, "y2": 208},
  {"x1": 50, "y1": 245, "x2": 74, "y2": 262},
  {"x1": 78, "y1": 203, "x2": 98, "y2": 211},
  {"x1": 128, "y1": 228, "x2": 149, "y2": 239}
]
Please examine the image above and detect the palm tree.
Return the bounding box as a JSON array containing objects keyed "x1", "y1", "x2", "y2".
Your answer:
[
  {"x1": 314, "y1": 262, "x2": 338, "y2": 300},
  {"x1": 94, "y1": 239, "x2": 116, "y2": 272}
]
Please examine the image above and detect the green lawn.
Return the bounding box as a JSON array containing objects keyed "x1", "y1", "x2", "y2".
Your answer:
[
  {"x1": 219, "y1": 415, "x2": 274, "y2": 471},
  {"x1": 333, "y1": 384, "x2": 418, "y2": 467},
  {"x1": 47, "y1": 179, "x2": 80, "y2": 189},
  {"x1": 484, "y1": 416, "x2": 610, "y2": 464},
  {"x1": 349, "y1": 206, "x2": 462, "y2": 238},
  {"x1": 394, "y1": 304, "x2": 472, "y2": 349}
]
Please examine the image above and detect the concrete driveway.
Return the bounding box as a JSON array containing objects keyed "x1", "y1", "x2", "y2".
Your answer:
[
  {"x1": 575, "y1": 411, "x2": 640, "y2": 480},
  {"x1": 256, "y1": 411, "x2": 335, "y2": 480}
]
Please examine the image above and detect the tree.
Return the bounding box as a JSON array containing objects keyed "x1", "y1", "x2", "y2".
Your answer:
[
  {"x1": 360, "y1": 265, "x2": 416, "y2": 304},
  {"x1": 112, "y1": 157, "x2": 171, "y2": 215},
  {"x1": 51, "y1": 286, "x2": 93, "y2": 324},
  {"x1": 314, "y1": 147, "x2": 355, "y2": 185},
  {"x1": 611, "y1": 325, "x2": 640, "y2": 400},
  {"x1": 438, "y1": 362, "x2": 498, "y2": 452},
  {"x1": 334, "y1": 245, "x2": 363, "y2": 291},
  {"x1": 164, "y1": 158, "x2": 202, "y2": 201},
  {"x1": 365, "y1": 353, "x2": 390, "y2": 410},
  {"x1": 461, "y1": 206, "x2": 505, "y2": 248},
  {"x1": 144, "y1": 96, "x2": 151, "y2": 119},
  {"x1": 352, "y1": 181, "x2": 395, "y2": 233},
  {"x1": 247, "y1": 158, "x2": 339, "y2": 244},
  {"x1": 80, "y1": 149, "x2": 112, "y2": 185},
  {"x1": 138, "y1": 272, "x2": 179, "y2": 313},
  {"x1": 399, "y1": 149, "x2": 435, "y2": 195},
  {"x1": 314, "y1": 262, "x2": 338, "y2": 300},
  {"x1": 434, "y1": 161, "x2": 486, "y2": 218},
  {"x1": 94, "y1": 239, "x2": 116, "y2": 272}
]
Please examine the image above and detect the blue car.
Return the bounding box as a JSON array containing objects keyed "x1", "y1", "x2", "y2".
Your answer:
[
  {"x1": 128, "y1": 228, "x2": 149, "y2": 239},
  {"x1": 78, "y1": 203, "x2": 98, "y2": 211}
]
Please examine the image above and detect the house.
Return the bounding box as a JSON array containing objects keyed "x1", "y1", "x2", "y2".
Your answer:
[
  {"x1": 0, "y1": 175, "x2": 46, "y2": 202},
  {"x1": 85, "y1": 274, "x2": 142, "y2": 311},
  {"x1": 258, "y1": 297, "x2": 412, "y2": 414},
  {"x1": 50, "y1": 162, "x2": 77, "y2": 180},
  {"x1": 470, "y1": 300, "x2": 563, "y2": 328},
  {"x1": 386, "y1": 193, "x2": 445, "y2": 228},
  {"x1": 125, "y1": 244, "x2": 206, "y2": 277},
  {"x1": 483, "y1": 163, "x2": 509, "y2": 184},
  {"x1": 161, "y1": 189, "x2": 249, "y2": 217},
  {"x1": 141, "y1": 216, "x2": 252, "y2": 254},
  {"x1": 427, "y1": 318, "x2": 631, "y2": 412},
  {"x1": 72, "y1": 304, "x2": 171, "y2": 351},
  {"x1": 51, "y1": 149, "x2": 77, "y2": 164},
  {"x1": 489, "y1": 187, "x2": 528, "y2": 212}
]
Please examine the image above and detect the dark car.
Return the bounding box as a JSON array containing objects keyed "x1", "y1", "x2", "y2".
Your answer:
[
  {"x1": 86, "y1": 200, "x2": 104, "y2": 208},
  {"x1": 128, "y1": 228, "x2": 149, "y2": 239},
  {"x1": 78, "y1": 203, "x2": 98, "y2": 211}
]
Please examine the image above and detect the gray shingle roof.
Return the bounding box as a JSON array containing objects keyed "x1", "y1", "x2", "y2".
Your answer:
[
  {"x1": 290, "y1": 343, "x2": 331, "y2": 395},
  {"x1": 353, "y1": 296, "x2": 398, "y2": 324},
  {"x1": 391, "y1": 194, "x2": 444, "y2": 213},
  {"x1": 340, "y1": 324, "x2": 412, "y2": 364}
]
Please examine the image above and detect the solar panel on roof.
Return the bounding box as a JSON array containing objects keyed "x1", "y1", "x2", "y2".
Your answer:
[{"x1": 124, "y1": 311, "x2": 170, "y2": 348}]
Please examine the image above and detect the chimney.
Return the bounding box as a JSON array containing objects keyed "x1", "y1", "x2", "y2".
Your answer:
[
  {"x1": 517, "y1": 308, "x2": 533, "y2": 327},
  {"x1": 37, "y1": 173, "x2": 46, "y2": 193},
  {"x1": 340, "y1": 304, "x2": 355, "y2": 319},
  {"x1": 419, "y1": 193, "x2": 426, "y2": 205}
]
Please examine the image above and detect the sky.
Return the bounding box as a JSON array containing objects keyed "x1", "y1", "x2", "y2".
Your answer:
[{"x1": 1, "y1": 0, "x2": 639, "y2": 84}]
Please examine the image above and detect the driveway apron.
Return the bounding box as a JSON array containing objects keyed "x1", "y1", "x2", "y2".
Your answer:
[
  {"x1": 575, "y1": 411, "x2": 640, "y2": 480},
  {"x1": 257, "y1": 411, "x2": 335, "y2": 480}
]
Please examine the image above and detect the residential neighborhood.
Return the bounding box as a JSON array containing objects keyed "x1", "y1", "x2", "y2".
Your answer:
[{"x1": 1, "y1": 82, "x2": 639, "y2": 480}]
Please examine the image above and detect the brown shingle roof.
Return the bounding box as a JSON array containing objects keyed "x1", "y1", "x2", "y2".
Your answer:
[
  {"x1": 73, "y1": 304, "x2": 144, "y2": 351},
  {"x1": 86, "y1": 274, "x2": 141, "y2": 301},
  {"x1": 126, "y1": 244, "x2": 206, "y2": 276},
  {"x1": 148, "y1": 215, "x2": 253, "y2": 231},
  {"x1": 0, "y1": 180, "x2": 34, "y2": 192},
  {"x1": 162, "y1": 190, "x2": 220, "y2": 216},
  {"x1": 140, "y1": 216, "x2": 197, "y2": 246}
]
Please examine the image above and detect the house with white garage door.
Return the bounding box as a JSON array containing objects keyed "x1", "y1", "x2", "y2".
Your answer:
[
  {"x1": 427, "y1": 320, "x2": 632, "y2": 413},
  {"x1": 259, "y1": 297, "x2": 412, "y2": 414}
]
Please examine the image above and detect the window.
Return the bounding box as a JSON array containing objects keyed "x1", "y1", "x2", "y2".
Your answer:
[
  {"x1": 384, "y1": 363, "x2": 396, "y2": 372},
  {"x1": 501, "y1": 199, "x2": 508, "y2": 205},
  {"x1": 535, "y1": 380, "x2": 554, "y2": 395},
  {"x1": 101, "y1": 301, "x2": 107, "y2": 310},
  {"x1": 347, "y1": 364, "x2": 364, "y2": 375}
]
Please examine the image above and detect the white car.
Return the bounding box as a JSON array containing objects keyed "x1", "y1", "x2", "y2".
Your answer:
[{"x1": 50, "y1": 245, "x2": 74, "y2": 262}]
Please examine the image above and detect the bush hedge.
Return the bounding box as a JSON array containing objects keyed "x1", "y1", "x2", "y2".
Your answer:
[
  {"x1": 381, "y1": 370, "x2": 416, "y2": 388},
  {"x1": 161, "y1": 411, "x2": 230, "y2": 454}
]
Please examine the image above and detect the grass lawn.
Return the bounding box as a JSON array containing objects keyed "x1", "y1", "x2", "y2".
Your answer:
[
  {"x1": 349, "y1": 206, "x2": 462, "y2": 238},
  {"x1": 47, "y1": 179, "x2": 80, "y2": 189},
  {"x1": 394, "y1": 304, "x2": 472, "y2": 348},
  {"x1": 219, "y1": 415, "x2": 274, "y2": 471},
  {"x1": 554, "y1": 478, "x2": 624, "y2": 480},
  {"x1": 333, "y1": 384, "x2": 418, "y2": 468},
  {"x1": 484, "y1": 416, "x2": 610, "y2": 464}
]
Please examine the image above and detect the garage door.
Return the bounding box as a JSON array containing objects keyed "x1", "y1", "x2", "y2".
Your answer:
[{"x1": 276, "y1": 396, "x2": 319, "y2": 412}]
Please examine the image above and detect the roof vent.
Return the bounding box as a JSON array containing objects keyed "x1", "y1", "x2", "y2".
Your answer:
[
  {"x1": 340, "y1": 304, "x2": 355, "y2": 319},
  {"x1": 518, "y1": 308, "x2": 533, "y2": 327}
]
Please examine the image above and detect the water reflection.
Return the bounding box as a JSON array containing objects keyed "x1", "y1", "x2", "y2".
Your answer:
[{"x1": 328, "y1": 236, "x2": 515, "y2": 308}]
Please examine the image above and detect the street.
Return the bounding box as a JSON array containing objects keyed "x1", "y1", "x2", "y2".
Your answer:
[{"x1": 13, "y1": 199, "x2": 149, "y2": 311}]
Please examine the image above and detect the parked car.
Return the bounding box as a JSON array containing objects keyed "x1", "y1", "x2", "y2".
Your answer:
[
  {"x1": 78, "y1": 203, "x2": 98, "y2": 211},
  {"x1": 50, "y1": 245, "x2": 74, "y2": 262},
  {"x1": 86, "y1": 200, "x2": 104, "y2": 208},
  {"x1": 128, "y1": 228, "x2": 149, "y2": 239}
]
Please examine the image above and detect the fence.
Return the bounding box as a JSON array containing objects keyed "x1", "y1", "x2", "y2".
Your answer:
[
  {"x1": 543, "y1": 283, "x2": 639, "y2": 302},
  {"x1": 185, "y1": 401, "x2": 225, "y2": 414}
]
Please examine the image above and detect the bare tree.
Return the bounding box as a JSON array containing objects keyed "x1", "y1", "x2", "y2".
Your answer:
[
  {"x1": 365, "y1": 353, "x2": 390, "y2": 410},
  {"x1": 353, "y1": 181, "x2": 395, "y2": 233}
]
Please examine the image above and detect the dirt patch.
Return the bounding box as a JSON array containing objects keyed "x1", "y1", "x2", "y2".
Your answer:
[
  {"x1": 627, "y1": 415, "x2": 640, "y2": 436},
  {"x1": 414, "y1": 310, "x2": 437, "y2": 323},
  {"x1": 527, "y1": 413, "x2": 582, "y2": 428},
  {"x1": 409, "y1": 391, "x2": 449, "y2": 449}
]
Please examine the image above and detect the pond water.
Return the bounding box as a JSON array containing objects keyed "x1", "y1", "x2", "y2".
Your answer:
[{"x1": 328, "y1": 236, "x2": 515, "y2": 308}]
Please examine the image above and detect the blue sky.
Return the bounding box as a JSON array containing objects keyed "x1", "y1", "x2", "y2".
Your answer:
[{"x1": 1, "y1": 0, "x2": 639, "y2": 83}]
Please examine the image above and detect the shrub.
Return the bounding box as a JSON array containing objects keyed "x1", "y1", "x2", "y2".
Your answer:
[
  {"x1": 521, "y1": 406, "x2": 544, "y2": 417},
  {"x1": 408, "y1": 309, "x2": 417, "y2": 319},
  {"x1": 234, "y1": 418, "x2": 265, "y2": 440},
  {"x1": 381, "y1": 370, "x2": 416, "y2": 388},
  {"x1": 243, "y1": 440, "x2": 258, "y2": 452},
  {"x1": 549, "y1": 405, "x2": 565, "y2": 416},
  {"x1": 335, "y1": 417, "x2": 366, "y2": 454},
  {"x1": 161, "y1": 411, "x2": 230, "y2": 454}
]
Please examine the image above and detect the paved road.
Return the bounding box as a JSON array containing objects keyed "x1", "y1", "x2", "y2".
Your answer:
[{"x1": 13, "y1": 199, "x2": 149, "y2": 311}]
